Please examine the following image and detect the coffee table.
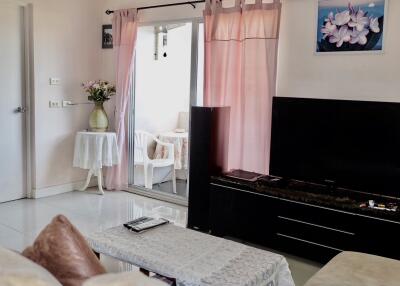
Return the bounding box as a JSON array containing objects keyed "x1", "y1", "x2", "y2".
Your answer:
[{"x1": 86, "y1": 223, "x2": 295, "y2": 286}]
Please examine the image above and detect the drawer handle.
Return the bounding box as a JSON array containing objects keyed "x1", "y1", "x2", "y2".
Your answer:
[
  {"x1": 278, "y1": 216, "x2": 355, "y2": 236},
  {"x1": 276, "y1": 233, "x2": 344, "y2": 252}
]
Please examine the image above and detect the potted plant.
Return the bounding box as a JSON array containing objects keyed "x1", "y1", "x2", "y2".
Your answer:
[{"x1": 82, "y1": 80, "x2": 116, "y2": 132}]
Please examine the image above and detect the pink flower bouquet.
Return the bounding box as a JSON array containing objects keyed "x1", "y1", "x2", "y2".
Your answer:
[{"x1": 82, "y1": 80, "x2": 116, "y2": 102}]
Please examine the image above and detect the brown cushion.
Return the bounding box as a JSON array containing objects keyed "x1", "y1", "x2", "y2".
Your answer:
[{"x1": 22, "y1": 215, "x2": 106, "y2": 286}]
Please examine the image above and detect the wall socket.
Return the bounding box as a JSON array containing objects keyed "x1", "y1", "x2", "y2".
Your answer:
[
  {"x1": 49, "y1": 100, "x2": 61, "y2": 108},
  {"x1": 49, "y1": 78, "x2": 61, "y2": 85},
  {"x1": 62, "y1": 100, "x2": 73, "y2": 107}
]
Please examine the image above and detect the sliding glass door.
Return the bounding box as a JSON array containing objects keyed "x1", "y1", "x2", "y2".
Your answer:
[{"x1": 128, "y1": 19, "x2": 204, "y2": 205}]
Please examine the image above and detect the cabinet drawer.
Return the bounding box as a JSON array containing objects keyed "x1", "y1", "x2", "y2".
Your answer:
[
  {"x1": 353, "y1": 216, "x2": 400, "y2": 259},
  {"x1": 276, "y1": 215, "x2": 356, "y2": 251},
  {"x1": 274, "y1": 232, "x2": 341, "y2": 263},
  {"x1": 278, "y1": 200, "x2": 360, "y2": 233}
]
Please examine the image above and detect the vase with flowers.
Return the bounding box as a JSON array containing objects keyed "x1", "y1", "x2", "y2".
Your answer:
[{"x1": 82, "y1": 80, "x2": 116, "y2": 132}]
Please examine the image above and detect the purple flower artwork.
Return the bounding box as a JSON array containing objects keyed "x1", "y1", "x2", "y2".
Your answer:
[{"x1": 317, "y1": 0, "x2": 386, "y2": 53}]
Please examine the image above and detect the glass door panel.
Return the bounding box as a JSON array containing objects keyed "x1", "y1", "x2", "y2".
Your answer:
[{"x1": 129, "y1": 21, "x2": 197, "y2": 202}]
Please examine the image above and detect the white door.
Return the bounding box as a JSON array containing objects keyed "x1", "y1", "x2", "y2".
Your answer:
[{"x1": 0, "y1": 2, "x2": 27, "y2": 202}]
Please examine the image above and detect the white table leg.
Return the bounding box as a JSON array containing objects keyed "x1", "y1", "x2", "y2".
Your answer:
[
  {"x1": 78, "y1": 168, "x2": 105, "y2": 195},
  {"x1": 79, "y1": 169, "x2": 94, "y2": 192},
  {"x1": 96, "y1": 169, "x2": 105, "y2": 196}
]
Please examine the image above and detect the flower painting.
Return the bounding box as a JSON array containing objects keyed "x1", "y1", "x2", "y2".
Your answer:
[{"x1": 316, "y1": 0, "x2": 386, "y2": 53}]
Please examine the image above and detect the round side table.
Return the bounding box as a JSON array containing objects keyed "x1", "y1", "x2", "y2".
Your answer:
[{"x1": 73, "y1": 131, "x2": 120, "y2": 195}]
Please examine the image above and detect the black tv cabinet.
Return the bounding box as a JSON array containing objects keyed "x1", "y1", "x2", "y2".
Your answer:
[{"x1": 207, "y1": 176, "x2": 400, "y2": 264}]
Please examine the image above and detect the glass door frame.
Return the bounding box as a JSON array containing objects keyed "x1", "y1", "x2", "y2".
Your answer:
[{"x1": 127, "y1": 17, "x2": 204, "y2": 207}]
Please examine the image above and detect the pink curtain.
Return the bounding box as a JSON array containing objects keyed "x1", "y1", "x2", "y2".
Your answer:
[
  {"x1": 105, "y1": 9, "x2": 138, "y2": 191},
  {"x1": 204, "y1": 0, "x2": 281, "y2": 175}
]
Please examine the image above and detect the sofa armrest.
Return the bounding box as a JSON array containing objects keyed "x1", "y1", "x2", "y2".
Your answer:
[{"x1": 305, "y1": 251, "x2": 400, "y2": 286}]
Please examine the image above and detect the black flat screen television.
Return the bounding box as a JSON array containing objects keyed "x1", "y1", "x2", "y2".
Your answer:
[{"x1": 270, "y1": 97, "x2": 400, "y2": 198}]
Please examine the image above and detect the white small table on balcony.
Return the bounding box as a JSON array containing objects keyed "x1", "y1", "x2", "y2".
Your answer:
[
  {"x1": 154, "y1": 131, "x2": 189, "y2": 182},
  {"x1": 73, "y1": 131, "x2": 120, "y2": 195}
]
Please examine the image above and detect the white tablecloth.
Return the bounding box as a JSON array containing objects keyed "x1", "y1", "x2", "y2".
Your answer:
[
  {"x1": 73, "y1": 132, "x2": 120, "y2": 170},
  {"x1": 154, "y1": 132, "x2": 189, "y2": 170}
]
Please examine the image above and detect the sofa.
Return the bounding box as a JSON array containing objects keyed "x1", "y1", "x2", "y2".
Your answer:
[
  {"x1": 0, "y1": 247, "x2": 167, "y2": 286},
  {"x1": 305, "y1": 251, "x2": 400, "y2": 286},
  {"x1": 0, "y1": 215, "x2": 168, "y2": 286}
]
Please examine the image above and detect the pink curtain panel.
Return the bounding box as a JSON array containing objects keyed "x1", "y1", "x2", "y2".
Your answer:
[
  {"x1": 204, "y1": 0, "x2": 281, "y2": 175},
  {"x1": 105, "y1": 9, "x2": 138, "y2": 191}
]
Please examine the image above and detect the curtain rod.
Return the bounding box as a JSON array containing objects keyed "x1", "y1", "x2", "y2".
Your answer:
[{"x1": 105, "y1": 1, "x2": 207, "y2": 15}]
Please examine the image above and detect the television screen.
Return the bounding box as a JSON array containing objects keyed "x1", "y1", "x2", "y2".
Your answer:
[{"x1": 270, "y1": 97, "x2": 400, "y2": 198}]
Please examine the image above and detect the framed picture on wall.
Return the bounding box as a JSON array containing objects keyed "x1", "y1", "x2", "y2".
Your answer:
[
  {"x1": 316, "y1": 0, "x2": 387, "y2": 53},
  {"x1": 102, "y1": 24, "x2": 113, "y2": 49}
]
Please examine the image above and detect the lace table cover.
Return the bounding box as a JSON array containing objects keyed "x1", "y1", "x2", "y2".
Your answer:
[
  {"x1": 153, "y1": 132, "x2": 189, "y2": 170},
  {"x1": 73, "y1": 132, "x2": 120, "y2": 170},
  {"x1": 87, "y1": 224, "x2": 295, "y2": 286}
]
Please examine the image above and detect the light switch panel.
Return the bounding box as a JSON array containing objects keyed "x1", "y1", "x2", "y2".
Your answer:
[
  {"x1": 49, "y1": 100, "x2": 61, "y2": 108},
  {"x1": 49, "y1": 78, "x2": 61, "y2": 85}
]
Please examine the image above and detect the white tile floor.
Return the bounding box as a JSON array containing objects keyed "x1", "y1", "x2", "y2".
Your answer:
[
  {"x1": 0, "y1": 189, "x2": 320, "y2": 285},
  {"x1": 0, "y1": 189, "x2": 187, "y2": 252},
  {"x1": 153, "y1": 179, "x2": 188, "y2": 199}
]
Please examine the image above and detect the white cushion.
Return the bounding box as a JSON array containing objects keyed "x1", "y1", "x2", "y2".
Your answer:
[
  {"x1": 83, "y1": 271, "x2": 169, "y2": 286},
  {"x1": 305, "y1": 251, "x2": 400, "y2": 286},
  {"x1": 0, "y1": 246, "x2": 61, "y2": 286}
]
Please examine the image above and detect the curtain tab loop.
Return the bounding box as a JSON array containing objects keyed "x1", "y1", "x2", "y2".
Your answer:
[{"x1": 210, "y1": 0, "x2": 223, "y2": 12}]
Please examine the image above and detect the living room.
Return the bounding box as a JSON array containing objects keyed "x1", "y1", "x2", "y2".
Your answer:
[{"x1": 0, "y1": 0, "x2": 399, "y2": 285}]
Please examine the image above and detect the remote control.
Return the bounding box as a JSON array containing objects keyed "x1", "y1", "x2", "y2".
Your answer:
[{"x1": 124, "y1": 217, "x2": 169, "y2": 233}]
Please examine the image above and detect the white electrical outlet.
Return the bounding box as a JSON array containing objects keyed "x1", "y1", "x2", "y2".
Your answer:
[
  {"x1": 49, "y1": 100, "x2": 61, "y2": 108},
  {"x1": 62, "y1": 100, "x2": 73, "y2": 107},
  {"x1": 49, "y1": 78, "x2": 61, "y2": 85}
]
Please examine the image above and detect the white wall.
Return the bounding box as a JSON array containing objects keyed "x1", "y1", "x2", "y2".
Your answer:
[
  {"x1": 134, "y1": 24, "x2": 192, "y2": 135},
  {"x1": 277, "y1": 0, "x2": 400, "y2": 102},
  {"x1": 29, "y1": 0, "x2": 104, "y2": 192}
]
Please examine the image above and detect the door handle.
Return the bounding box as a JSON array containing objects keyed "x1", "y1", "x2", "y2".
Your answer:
[{"x1": 15, "y1": 107, "x2": 27, "y2": 113}]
